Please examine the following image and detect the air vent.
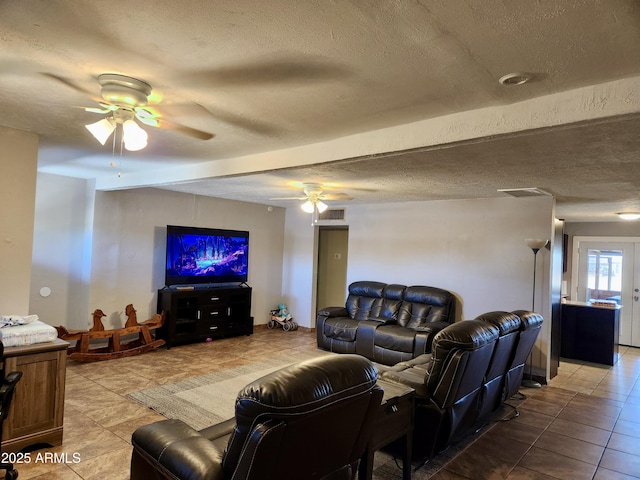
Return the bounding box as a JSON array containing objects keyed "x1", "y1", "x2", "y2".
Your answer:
[
  {"x1": 497, "y1": 188, "x2": 552, "y2": 198},
  {"x1": 318, "y1": 208, "x2": 346, "y2": 221}
]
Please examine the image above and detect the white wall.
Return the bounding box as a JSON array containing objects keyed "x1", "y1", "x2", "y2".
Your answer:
[
  {"x1": 281, "y1": 207, "x2": 318, "y2": 328},
  {"x1": 30, "y1": 173, "x2": 95, "y2": 328},
  {"x1": 0, "y1": 126, "x2": 38, "y2": 315},
  {"x1": 347, "y1": 197, "x2": 554, "y2": 319}
]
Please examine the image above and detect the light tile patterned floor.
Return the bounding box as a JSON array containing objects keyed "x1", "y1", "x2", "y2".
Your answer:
[
  {"x1": 428, "y1": 345, "x2": 640, "y2": 480},
  {"x1": 6, "y1": 330, "x2": 640, "y2": 479}
]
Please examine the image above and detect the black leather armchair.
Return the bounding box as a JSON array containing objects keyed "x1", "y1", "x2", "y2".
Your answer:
[{"x1": 130, "y1": 354, "x2": 384, "y2": 480}]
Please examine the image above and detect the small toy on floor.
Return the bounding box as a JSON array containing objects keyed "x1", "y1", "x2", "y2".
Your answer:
[{"x1": 268, "y1": 303, "x2": 298, "y2": 331}]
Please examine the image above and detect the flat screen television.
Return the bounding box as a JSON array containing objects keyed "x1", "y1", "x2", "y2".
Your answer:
[{"x1": 165, "y1": 225, "x2": 249, "y2": 286}]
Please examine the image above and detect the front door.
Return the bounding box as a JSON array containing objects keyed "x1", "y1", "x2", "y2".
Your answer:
[{"x1": 574, "y1": 238, "x2": 640, "y2": 347}]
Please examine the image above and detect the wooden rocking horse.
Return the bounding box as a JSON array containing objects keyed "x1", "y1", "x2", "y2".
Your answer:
[{"x1": 56, "y1": 305, "x2": 165, "y2": 362}]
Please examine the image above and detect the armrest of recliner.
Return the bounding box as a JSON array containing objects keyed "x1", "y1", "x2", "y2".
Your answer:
[
  {"x1": 131, "y1": 419, "x2": 225, "y2": 480},
  {"x1": 413, "y1": 321, "x2": 451, "y2": 355},
  {"x1": 317, "y1": 306, "x2": 349, "y2": 318},
  {"x1": 199, "y1": 417, "x2": 235, "y2": 441},
  {"x1": 355, "y1": 320, "x2": 383, "y2": 360}
]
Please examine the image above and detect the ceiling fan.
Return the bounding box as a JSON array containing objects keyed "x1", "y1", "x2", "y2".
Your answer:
[
  {"x1": 271, "y1": 183, "x2": 352, "y2": 223},
  {"x1": 43, "y1": 73, "x2": 214, "y2": 150}
]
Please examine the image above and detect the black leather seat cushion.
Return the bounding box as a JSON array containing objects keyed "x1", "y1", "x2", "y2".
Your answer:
[
  {"x1": 374, "y1": 325, "x2": 416, "y2": 352},
  {"x1": 323, "y1": 318, "x2": 359, "y2": 342}
]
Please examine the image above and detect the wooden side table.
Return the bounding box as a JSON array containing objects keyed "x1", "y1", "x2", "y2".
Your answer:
[
  {"x1": 359, "y1": 379, "x2": 414, "y2": 480},
  {"x1": 1, "y1": 339, "x2": 68, "y2": 452}
]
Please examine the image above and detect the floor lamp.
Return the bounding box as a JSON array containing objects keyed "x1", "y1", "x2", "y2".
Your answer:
[{"x1": 523, "y1": 238, "x2": 548, "y2": 388}]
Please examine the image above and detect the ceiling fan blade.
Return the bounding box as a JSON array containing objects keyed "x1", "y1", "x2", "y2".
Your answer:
[
  {"x1": 85, "y1": 106, "x2": 114, "y2": 114},
  {"x1": 154, "y1": 118, "x2": 214, "y2": 141},
  {"x1": 182, "y1": 56, "x2": 350, "y2": 88},
  {"x1": 41, "y1": 73, "x2": 97, "y2": 97},
  {"x1": 195, "y1": 103, "x2": 281, "y2": 136},
  {"x1": 135, "y1": 107, "x2": 161, "y2": 127},
  {"x1": 269, "y1": 196, "x2": 307, "y2": 201},
  {"x1": 320, "y1": 193, "x2": 353, "y2": 201}
]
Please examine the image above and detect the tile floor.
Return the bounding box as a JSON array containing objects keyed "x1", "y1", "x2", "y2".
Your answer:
[{"x1": 7, "y1": 329, "x2": 640, "y2": 479}]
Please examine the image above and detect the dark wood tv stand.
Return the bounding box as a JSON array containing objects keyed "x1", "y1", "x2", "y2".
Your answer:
[{"x1": 157, "y1": 285, "x2": 253, "y2": 349}]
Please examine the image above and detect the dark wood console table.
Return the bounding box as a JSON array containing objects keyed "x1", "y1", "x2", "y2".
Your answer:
[
  {"x1": 359, "y1": 379, "x2": 414, "y2": 480},
  {"x1": 1, "y1": 339, "x2": 68, "y2": 452},
  {"x1": 561, "y1": 301, "x2": 620, "y2": 366}
]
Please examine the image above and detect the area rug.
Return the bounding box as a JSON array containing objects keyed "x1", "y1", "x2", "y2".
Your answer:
[
  {"x1": 128, "y1": 351, "x2": 527, "y2": 478},
  {"x1": 127, "y1": 349, "x2": 333, "y2": 430}
]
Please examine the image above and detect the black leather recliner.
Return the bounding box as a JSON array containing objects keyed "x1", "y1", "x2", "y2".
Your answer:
[
  {"x1": 474, "y1": 311, "x2": 522, "y2": 421},
  {"x1": 130, "y1": 354, "x2": 384, "y2": 480},
  {"x1": 381, "y1": 319, "x2": 499, "y2": 459},
  {"x1": 503, "y1": 310, "x2": 544, "y2": 400}
]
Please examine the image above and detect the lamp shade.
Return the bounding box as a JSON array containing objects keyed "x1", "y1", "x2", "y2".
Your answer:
[
  {"x1": 122, "y1": 119, "x2": 148, "y2": 151},
  {"x1": 316, "y1": 200, "x2": 328, "y2": 213},
  {"x1": 85, "y1": 118, "x2": 116, "y2": 145},
  {"x1": 526, "y1": 238, "x2": 548, "y2": 250},
  {"x1": 301, "y1": 200, "x2": 315, "y2": 213}
]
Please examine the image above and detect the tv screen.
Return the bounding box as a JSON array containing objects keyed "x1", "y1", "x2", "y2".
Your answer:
[{"x1": 165, "y1": 225, "x2": 249, "y2": 286}]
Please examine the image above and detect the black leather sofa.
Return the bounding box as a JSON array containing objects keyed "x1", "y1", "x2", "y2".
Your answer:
[
  {"x1": 316, "y1": 281, "x2": 455, "y2": 365},
  {"x1": 379, "y1": 310, "x2": 543, "y2": 459},
  {"x1": 130, "y1": 354, "x2": 383, "y2": 480}
]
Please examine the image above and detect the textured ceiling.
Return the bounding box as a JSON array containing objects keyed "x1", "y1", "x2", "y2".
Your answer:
[{"x1": 1, "y1": 0, "x2": 640, "y2": 221}]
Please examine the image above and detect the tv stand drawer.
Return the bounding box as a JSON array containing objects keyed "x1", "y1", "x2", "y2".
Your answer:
[
  {"x1": 200, "y1": 306, "x2": 228, "y2": 320},
  {"x1": 199, "y1": 292, "x2": 228, "y2": 306},
  {"x1": 197, "y1": 320, "x2": 224, "y2": 337}
]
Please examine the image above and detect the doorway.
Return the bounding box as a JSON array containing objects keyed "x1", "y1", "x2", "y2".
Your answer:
[
  {"x1": 572, "y1": 237, "x2": 640, "y2": 347},
  {"x1": 316, "y1": 227, "x2": 349, "y2": 312}
]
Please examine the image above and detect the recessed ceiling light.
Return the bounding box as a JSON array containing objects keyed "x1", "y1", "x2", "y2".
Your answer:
[
  {"x1": 617, "y1": 212, "x2": 640, "y2": 220},
  {"x1": 498, "y1": 72, "x2": 532, "y2": 86}
]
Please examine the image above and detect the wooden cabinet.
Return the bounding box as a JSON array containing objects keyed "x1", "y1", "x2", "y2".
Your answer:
[
  {"x1": 1, "y1": 339, "x2": 68, "y2": 452},
  {"x1": 158, "y1": 286, "x2": 253, "y2": 348},
  {"x1": 561, "y1": 301, "x2": 620, "y2": 365}
]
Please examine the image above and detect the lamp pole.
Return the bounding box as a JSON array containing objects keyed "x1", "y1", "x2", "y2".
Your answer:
[{"x1": 523, "y1": 238, "x2": 548, "y2": 388}]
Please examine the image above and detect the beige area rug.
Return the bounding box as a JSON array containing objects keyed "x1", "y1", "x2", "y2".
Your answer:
[{"x1": 127, "y1": 349, "x2": 333, "y2": 430}]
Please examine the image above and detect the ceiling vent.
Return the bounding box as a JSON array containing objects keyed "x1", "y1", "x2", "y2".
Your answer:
[
  {"x1": 318, "y1": 208, "x2": 346, "y2": 221},
  {"x1": 497, "y1": 188, "x2": 552, "y2": 198}
]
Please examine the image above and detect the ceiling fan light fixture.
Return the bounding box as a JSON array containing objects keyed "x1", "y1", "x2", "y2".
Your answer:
[
  {"x1": 122, "y1": 119, "x2": 148, "y2": 151},
  {"x1": 301, "y1": 200, "x2": 315, "y2": 213},
  {"x1": 85, "y1": 118, "x2": 116, "y2": 145},
  {"x1": 617, "y1": 212, "x2": 640, "y2": 220},
  {"x1": 316, "y1": 200, "x2": 328, "y2": 213}
]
